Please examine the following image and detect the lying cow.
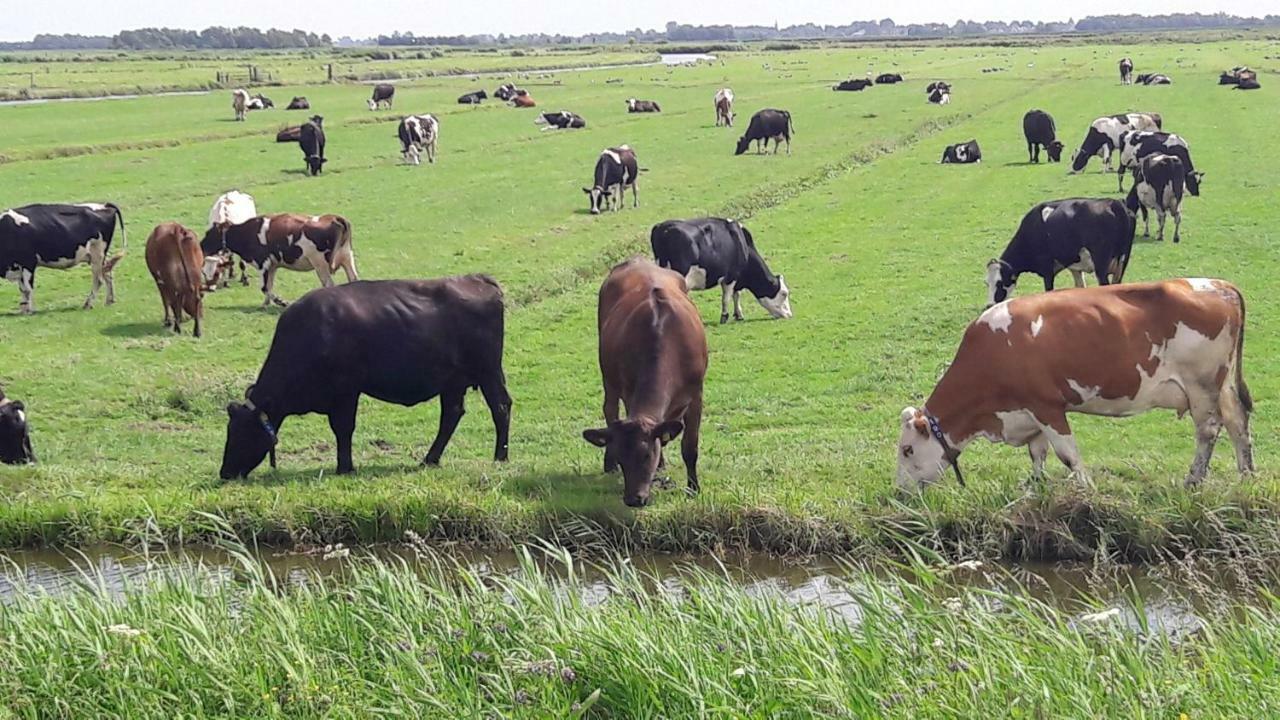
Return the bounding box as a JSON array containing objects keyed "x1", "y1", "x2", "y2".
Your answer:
[
  {"x1": 898, "y1": 279, "x2": 1253, "y2": 489},
  {"x1": 834, "y1": 78, "x2": 872, "y2": 91},
  {"x1": 1136, "y1": 73, "x2": 1172, "y2": 85},
  {"x1": 219, "y1": 276, "x2": 512, "y2": 479},
  {"x1": 369, "y1": 83, "x2": 394, "y2": 110},
  {"x1": 494, "y1": 83, "x2": 521, "y2": 101},
  {"x1": 876, "y1": 73, "x2": 903, "y2": 84},
  {"x1": 398, "y1": 114, "x2": 439, "y2": 165},
  {"x1": 200, "y1": 213, "x2": 358, "y2": 307},
  {"x1": 940, "y1": 140, "x2": 981, "y2": 164},
  {"x1": 1115, "y1": 131, "x2": 1202, "y2": 195},
  {"x1": 584, "y1": 146, "x2": 639, "y2": 214},
  {"x1": 0, "y1": 386, "x2": 35, "y2": 464},
  {"x1": 1022, "y1": 109, "x2": 1063, "y2": 163},
  {"x1": 583, "y1": 258, "x2": 707, "y2": 507},
  {"x1": 1119, "y1": 57, "x2": 1134, "y2": 84},
  {"x1": 246, "y1": 94, "x2": 273, "y2": 111},
  {"x1": 927, "y1": 81, "x2": 951, "y2": 104},
  {"x1": 735, "y1": 109, "x2": 793, "y2": 155},
  {"x1": 298, "y1": 116, "x2": 326, "y2": 176},
  {"x1": 627, "y1": 98, "x2": 661, "y2": 112},
  {"x1": 1069, "y1": 112, "x2": 1162, "y2": 173},
  {"x1": 144, "y1": 222, "x2": 206, "y2": 337},
  {"x1": 985, "y1": 198, "x2": 1134, "y2": 307},
  {"x1": 510, "y1": 94, "x2": 536, "y2": 108},
  {"x1": 286, "y1": 96, "x2": 310, "y2": 110},
  {"x1": 714, "y1": 88, "x2": 735, "y2": 127},
  {"x1": 1, "y1": 202, "x2": 125, "y2": 314},
  {"x1": 1126, "y1": 153, "x2": 1185, "y2": 243},
  {"x1": 650, "y1": 217, "x2": 792, "y2": 324},
  {"x1": 458, "y1": 90, "x2": 487, "y2": 105},
  {"x1": 535, "y1": 111, "x2": 586, "y2": 130},
  {"x1": 1236, "y1": 78, "x2": 1262, "y2": 90},
  {"x1": 205, "y1": 190, "x2": 257, "y2": 288}
]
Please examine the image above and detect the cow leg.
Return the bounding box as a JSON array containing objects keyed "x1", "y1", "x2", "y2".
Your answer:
[
  {"x1": 261, "y1": 264, "x2": 287, "y2": 307},
  {"x1": 479, "y1": 376, "x2": 512, "y2": 462},
  {"x1": 17, "y1": 268, "x2": 35, "y2": 315},
  {"x1": 328, "y1": 396, "x2": 359, "y2": 474},
  {"x1": 1028, "y1": 433, "x2": 1050, "y2": 479},
  {"x1": 1155, "y1": 208, "x2": 1167, "y2": 242},
  {"x1": 239, "y1": 260, "x2": 249, "y2": 286},
  {"x1": 631, "y1": 180, "x2": 639, "y2": 208},
  {"x1": 719, "y1": 282, "x2": 733, "y2": 324},
  {"x1": 682, "y1": 395, "x2": 703, "y2": 496},
  {"x1": 169, "y1": 295, "x2": 183, "y2": 335},
  {"x1": 157, "y1": 284, "x2": 173, "y2": 328},
  {"x1": 1069, "y1": 270, "x2": 1085, "y2": 288},
  {"x1": 339, "y1": 251, "x2": 359, "y2": 283},
  {"x1": 1220, "y1": 379, "x2": 1255, "y2": 475},
  {"x1": 423, "y1": 388, "x2": 466, "y2": 466},
  {"x1": 1042, "y1": 420, "x2": 1085, "y2": 480},
  {"x1": 733, "y1": 288, "x2": 744, "y2": 322},
  {"x1": 1185, "y1": 393, "x2": 1223, "y2": 487},
  {"x1": 83, "y1": 240, "x2": 105, "y2": 309},
  {"x1": 310, "y1": 252, "x2": 336, "y2": 288},
  {"x1": 1172, "y1": 205, "x2": 1182, "y2": 244},
  {"x1": 602, "y1": 390, "x2": 621, "y2": 473},
  {"x1": 1140, "y1": 207, "x2": 1150, "y2": 237},
  {"x1": 1092, "y1": 251, "x2": 1114, "y2": 286}
]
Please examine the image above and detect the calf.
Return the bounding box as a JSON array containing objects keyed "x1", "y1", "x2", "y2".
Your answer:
[
  {"x1": 735, "y1": 109, "x2": 794, "y2": 155},
  {"x1": 298, "y1": 116, "x2": 326, "y2": 176},
  {"x1": 398, "y1": 114, "x2": 440, "y2": 165},
  {"x1": 650, "y1": 217, "x2": 792, "y2": 324},
  {"x1": 1, "y1": 203, "x2": 125, "y2": 314},
  {"x1": 219, "y1": 276, "x2": 511, "y2": 478},
  {"x1": 985, "y1": 198, "x2": 1134, "y2": 306},
  {"x1": 510, "y1": 94, "x2": 536, "y2": 108},
  {"x1": 583, "y1": 258, "x2": 707, "y2": 507},
  {"x1": 940, "y1": 140, "x2": 981, "y2": 164},
  {"x1": 204, "y1": 190, "x2": 257, "y2": 288},
  {"x1": 627, "y1": 98, "x2": 662, "y2": 112},
  {"x1": 834, "y1": 78, "x2": 872, "y2": 91},
  {"x1": 876, "y1": 73, "x2": 904, "y2": 84},
  {"x1": 535, "y1": 111, "x2": 586, "y2": 130},
  {"x1": 1069, "y1": 112, "x2": 1162, "y2": 173},
  {"x1": 200, "y1": 213, "x2": 358, "y2": 307},
  {"x1": 898, "y1": 279, "x2": 1252, "y2": 489},
  {"x1": 144, "y1": 222, "x2": 206, "y2": 337},
  {"x1": 368, "y1": 83, "x2": 395, "y2": 110},
  {"x1": 1116, "y1": 131, "x2": 1201, "y2": 195},
  {"x1": 1022, "y1": 109, "x2": 1063, "y2": 163},
  {"x1": 714, "y1": 88, "x2": 735, "y2": 127},
  {"x1": 286, "y1": 96, "x2": 309, "y2": 110},
  {"x1": 232, "y1": 89, "x2": 249, "y2": 121},
  {"x1": 1126, "y1": 153, "x2": 1185, "y2": 243},
  {"x1": 0, "y1": 386, "x2": 35, "y2": 464},
  {"x1": 458, "y1": 90, "x2": 487, "y2": 104},
  {"x1": 1119, "y1": 57, "x2": 1134, "y2": 84},
  {"x1": 584, "y1": 146, "x2": 639, "y2": 214}
]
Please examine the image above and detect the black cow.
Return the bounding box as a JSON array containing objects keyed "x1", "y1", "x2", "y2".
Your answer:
[
  {"x1": 875, "y1": 73, "x2": 903, "y2": 84},
  {"x1": 984, "y1": 198, "x2": 1134, "y2": 307},
  {"x1": 735, "y1": 109, "x2": 794, "y2": 156},
  {"x1": 298, "y1": 116, "x2": 326, "y2": 176},
  {"x1": 1119, "y1": 57, "x2": 1134, "y2": 84},
  {"x1": 1136, "y1": 73, "x2": 1172, "y2": 85},
  {"x1": 1, "y1": 203, "x2": 125, "y2": 314},
  {"x1": 1116, "y1": 131, "x2": 1202, "y2": 196},
  {"x1": 0, "y1": 387, "x2": 35, "y2": 464},
  {"x1": 834, "y1": 79, "x2": 872, "y2": 91},
  {"x1": 1125, "y1": 153, "x2": 1186, "y2": 243},
  {"x1": 940, "y1": 140, "x2": 981, "y2": 164},
  {"x1": 584, "y1": 146, "x2": 639, "y2": 214},
  {"x1": 1022, "y1": 110, "x2": 1063, "y2": 163},
  {"x1": 458, "y1": 90, "x2": 487, "y2": 104},
  {"x1": 650, "y1": 218, "x2": 793, "y2": 324},
  {"x1": 369, "y1": 84, "x2": 395, "y2": 110},
  {"x1": 1236, "y1": 78, "x2": 1262, "y2": 90},
  {"x1": 219, "y1": 276, "x2": 512, "y2": 479},
  {"x1": 286, "y1": 96, "x2": 310, "y2": 110},
  {"x1": 535, "y1": 111, "x2": 586, "y2": 130}
]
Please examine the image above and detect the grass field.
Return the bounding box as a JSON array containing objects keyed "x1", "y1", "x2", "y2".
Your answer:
[{"x1": 2, "y1": 37, "x2": 1280, "y2": 556}]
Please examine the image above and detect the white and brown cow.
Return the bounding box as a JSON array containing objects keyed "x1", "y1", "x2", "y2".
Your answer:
[
  {"x1": 200, "y1": 213, "x2": 358, "y2": 307},
  {"x1": 204, "y1": 191, "x2": 258, "y2": 288},
  {"x1": 714, "y1": 88, "x2": 735, "y2": 127},
  {"x1": 398, "y1": 114, "x2": 439, "y2": 165},
  {"x1": 898, "y1": 279, "x2": 1253, "y2": 490},
  {"x1": 232, "y1": 89, "x2": 250, "y2": 121}
]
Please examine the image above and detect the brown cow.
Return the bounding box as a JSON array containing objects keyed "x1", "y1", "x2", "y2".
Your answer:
[
  {"x1": 145, "y1": 222, "x2": 206, "y2": 337},
  {"x1": 897, "y1": 279, "x2": 1254, "y2": 491},
  {"x1": 583, "y1": 258, "x2": 708, "y2": 507},
  {"x1": 511, "y1": 94, "x2": 537, "y2": 108},
  {"x1": 714, "y1": 88, "x2": 734, "y2": 127}
]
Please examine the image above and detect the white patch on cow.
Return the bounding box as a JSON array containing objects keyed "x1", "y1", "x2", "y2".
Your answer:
[
  {"x1": 1066, "y1": 379, "x2": 1102, "y2": 404},
  {"x1": 76, "y1": 203, "x2": 107, "y2": 211},
  {"x1": 1065, "y1": 248, "x2": 1095, "y2": 275},
  {"x1": 1186, "y1": 278, "x2": 1218, "y2": 293},
  {"x1": 1163, "y1": 135, "x2": 1187, "y2": 149},
  {"x1": 4, "y1": 264, "x2": 23, "y2": 281},
  {"x1": 201, "y1": 255, "x2": 224, "y2": 284},
  {"x1": 1040, "y1": 206, "x2": 1055, "y2": 223},
  {"x1": 1031, "y1": 315, "x2": 1044, "y2": 338},
  {"x1": 1136, "y1": 181, "x2": 1158, "y2": 211},
  {"x1": 209, "y1": 191, "x2": 257, "y2": 228},
  {"x1": 1, "y1": 210, "x2": 31, "y2": 226},
  {"x1": 14, "y1": 409, "x2": 24, "y2": 425},
  {"x1": 684, "y1": 265, "x2": 708, "y2": 290},
  {"x1": 757, "y1": 275, "x2": 792, "y2": 319},
  {"x1": 627, "y1": 98, "x2": 636, "y2": 110},
  {"x1": 984, "y1": 261, "x2": 1003, "y2": 306},
  {"x1": 978, "y1": 301, "x2": 1013, "y2": 333},
  {"x1": 257, "y1": 217, "x2": 272, "y2": 245},
  {"x1": 994, "y1": 409, "x2": 1043, "y2": 445},
  {"x1": 602, "y1": 149, "x2": 622, "y2": 165},
  {"x1": 896, "y1": 407, "x2": 952, "y2": 490}
]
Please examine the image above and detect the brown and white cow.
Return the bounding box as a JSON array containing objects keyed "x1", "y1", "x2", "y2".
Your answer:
[
  {"x1": 200, "y1": 213, "x2": 358, "y2": 307},
  {"x1": 145, "y1": 222, "x2": 207, "y2": 337},
  {"x1": 583, "y1": 258, "x2": 708, "y2": 507},
  {"x1": 510, "y1": 94, "x2": 537, "y2": 108},
  {"x1": 898, "y1": 279, "x2": 1253, "y2": 490},
  {"x1": 232, "y1": 89, "x2": 250, "y2": 121},
  {"x1": 204, "y1": 191, "x2": 258, "y2": 288},
  {"x1": 714, "y1": 88, "x2": 735, "y2": 127}
]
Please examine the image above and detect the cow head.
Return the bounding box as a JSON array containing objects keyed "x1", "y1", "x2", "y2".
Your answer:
[
  {"x1": 985, "y1": 259, "x2": 1016, "y2": 307},
  {"x1": 1186, "y1": 171, "x2": 1204, "y2": 197},
  {"x1": 220, "y1": 396, "x2": 278, "y2": 479},
  {"x1": 896, "y1": 407, "x2": 952, "y2": 491},
  {"x1": 757, "y1": 274, "x2": 793, "y2": 319},
  {"x1": 0, "y1": 396, "x2": 35, "y2": 465},
  {"x1": 583, "y1": 419, "x2": 685, "y2": 507},
  {"x1": 626, "y1": 98, "x2": 636, "y2": 111},
  {"x1": 734, "y1": 135, "x2": 752, "y2": 156},
  {"x1": 1045, "y1": 141, "x2": 1065, "y2": 162},
  {"x1": 201, "y1": 253, "x2": 235, "y2": 290},
  {"x1": 367, "y1": 99, "x2": 377, "y2": 110},
  {"x1": 583, "y1": 186, "x2": 608, "y2": 214}
]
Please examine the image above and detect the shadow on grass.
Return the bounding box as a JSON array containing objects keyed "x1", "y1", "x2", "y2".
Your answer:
[
  {"x1": 202, "y1": 462, "x2": 418, "y2": 488},
  {"x1": 100, "y1": 321, "x2": 169, "y2": 338}
]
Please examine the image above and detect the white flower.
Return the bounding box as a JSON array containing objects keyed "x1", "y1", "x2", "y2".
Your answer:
[
  {"x1": 942, "y1": 597, "x2": 963, "y2": 613},
  {"x1": 1078, "y1": 608, "x2": 1121, "y2": 624},
  {"x1": 932, "y1": 637, "x2": 946, "y2": 649},
  {"x1": 106, "y1": 624, "x2": 143, "y2": 638},
  {"x1": 953, "y1": 560, "x2": 983, "y2": 572},
  {"x1": 730, "y1": 667, "x2": 748, "y2": 678}
]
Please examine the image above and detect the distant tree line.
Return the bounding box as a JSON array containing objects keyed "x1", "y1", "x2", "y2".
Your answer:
[{"x1": 111, "y1": 27, "x2": 331, "y2": 50}]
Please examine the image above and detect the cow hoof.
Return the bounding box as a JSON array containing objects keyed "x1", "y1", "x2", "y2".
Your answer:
[
  {"x1": 719, "y1": 314, "x2": 729, "y2": 325},
  {"x1": 734, "y1": 313, "x2": 744, "y2": 322},
  {"x1": 421, "y1": 456, "x2": 441, "y2": 467},
  {"x1": 337, "y1": 466, "x2": 356, "y2": 475}
]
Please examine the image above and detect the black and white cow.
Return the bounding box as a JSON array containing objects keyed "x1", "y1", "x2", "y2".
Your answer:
[
  {"x1": 834, "y1": 78, "x2": 872, "y2": 91},
  {"x1": 200, "y1": 213, "x2": 358, "y2": 307},
  {"x1": 1136, "y1": 73, "x2": 1172, "y2": 85},
  {"x1": 984, "y1": 198, "x2": 1135, "y2": 307},
  {"x1": 734, "y1": 109, "x2": 793, "y2": 155},
  {"x1": 494, "y1": 84, "x2": 522, "y2": 101},
  {"x1": 398, "y1": 114, "x2": 439, "y2": 165},
  {"x1": 875, "y1": 73, "x2": 903, "y2": 84},
  {"x1": 1022, "y1": 110, "x2": 1063, "y2": 163},
  {"x1": 583, "y1": 146, "x2": 639, "y2": 215},
  {"x1": 0, "y1": 203, "x2": 125, "y2": 314},
  {"x1": 1116, "y1": 131, "x2": 1201, "y2": 196},
  {"x1": 1069, "y1": 112, "x2": 1162, "y2": 173},
  {"x1": 369, "y1": 83, "x2": 395, "y2": 110},
  {"x1": 535, "y1": 111, "x2": 586, "y2": 130},
  {"x1": 298, "y1": 116, "x2": 326, "y2": 176},
  {"x1": 458, "y1": 90, "x2": 487, "y2": 104},
  {"x1": 927, "y1": 81, "x2": 951, "y2": 104},
  {"x1": 650, "y1": 217, "x2": 793, "y2": 324},
  {"x1": 1119, "y1": 57, "x2": 1134, "y2": 84},
  {"x1": 0, "y1": 386, "x2": 35, "y2": 464},
  {"x1": 247, "y1": 94, "x2": 274, "y2": 110},
  {"x1": 940, "y1": 140, "x2": 981, "y2": 164},
  {"x1": 1125, "y1": 153, "x2": 1186, "y2": 243},
  {"x1": 626, "y1": 99, "x2": 661, "y2": 112}
]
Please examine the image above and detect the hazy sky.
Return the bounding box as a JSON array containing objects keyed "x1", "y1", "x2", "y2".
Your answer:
[{"x1": 3, "y1": 0, "x2": 1275, "y2": 41}]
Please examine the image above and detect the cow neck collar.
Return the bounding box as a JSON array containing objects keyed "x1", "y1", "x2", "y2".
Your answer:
[
  {"x1": 242, "y1": 396, "x2": 277, "y2": 439},
  {"x1": 921, "y1": 407, "x2": 965, "y2": 487}
]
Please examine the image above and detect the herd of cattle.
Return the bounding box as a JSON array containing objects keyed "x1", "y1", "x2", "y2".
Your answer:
[{"x1": 0, "y1": 55, "x2": 1265, "y2": 504}]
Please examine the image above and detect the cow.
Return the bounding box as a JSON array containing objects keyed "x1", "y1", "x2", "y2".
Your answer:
[
  {"x1": 535, "y1": 111, "x2": 586, "y2": 130},
  {"x1": 298, "y1": 116, "x2": 326, "y2": 176},
  {"x1": 1236, "y1": 78, "x2": 1262, "y2": 90},
  {"x1": 368, "y1": 83, "x2": 395, "y2": 110},
  {"x1": 927, "y1": 81, "x2": 951, "y2": 104},
  {"x1": 1022, "y1": 110, "x2": 1064, "y2": 163},
  {"x1": 735, "y1": 109, "x2": 793, "y2": 156},
  {"x1": 200, "y1": 213, "x2": 358, "y2": 307},
  {"x1": 247, "y1": 94, "x2": 274, "y2": 110},
  {"x1": 232, "y1": 89, "x2": 250, "y2": 121},
  {"x1": 897, "y1": 279, "x2": 1253, "y2": 490},
  {"x1": 398, "y1": 114, "x2": 439, "y2": 165},
  {"x1": 1119, "y1": 57, "x2": 1134, "y2": 84},
  {"x1": 1069, "y1": 113, "x2": 1162, "y2": 173},
  {"x1": 1221, "y1": 67, "x2": 1257, "y2": 86},
  {"x1": 1115, "y1": 131, "x2": 1201, "y2": 195},
  {"x1": 627, "y1": 98, "x2": 661, "y2": 112},
  {"x1": 1136, "y1": 73, "x2": 1172, "y2": 85},
  {"x1": 275, "y1": 126, "x2": 301, "y2": 143},
  {"x1": 940, "y1": 140, "x2": 981, "y2": 164},
  {"x1": 584, "y1": 146, "x2": 639, "y2": 215},
  {"x1": 494, "y1": 84, "x2": 521, "y2": 101},
  {"x1": 286, "y1": 96, "x2": 310, "y2": 110},
  {"x1": 1125, "y1": 153, "x2": 1186, "y2": 243},
  {"x1": 834, "y1": 78, "x2": 872, "y2": 91},
  {"x1": 0, "y1": 386, "x2": 35, "y2": 464},
  {"x1": 714, "y1": 88, "x2": 735, "y2": 127},
  {"x1": 458, "y1": 90, "x2": 487, "y2": 104},
  {"x1": 219, "y1": 276, "x2": 512, "y2": 479},
  {"x1": 582, "y1": 258, "x2": 707, "y2": 507},
  {"x1": 510, "y1": 94, "x2": 536, "y2": 108},
  {"x1": 876, "y1": 73, "x2": 904, "y2": 84},
  {"x1": 0, "y1": 203, "x2": 125, "y2": 314},
  {"x1": 650, "y1": 217, "x2": 792, "y2": 324},
  {"x1": 984, "y1": 198, "x2": 1134, "y2": 308},
  {"x1": 204, "y1": 190, "x2": 257, "y2": 289},
  {"x1": 144, "y1": 222, "x2": 206, "y2": 337}
]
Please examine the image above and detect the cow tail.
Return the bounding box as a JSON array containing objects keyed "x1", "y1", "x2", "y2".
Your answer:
[
  {"x1": 786, "y1": 111, "x2": 795, "y2": 135},
  {"x1": 107, "y1": 202, "x2": 127, "y2": 253},
  {"x1": 1234, "y1": 287, "x2": 1253, "y2": 413},
  {"x1": 179, "y1": 230, "x2": 201, "y2": 309},
  {"x1": 331, "y1": 216, "x2": 353, "y2": 272}
]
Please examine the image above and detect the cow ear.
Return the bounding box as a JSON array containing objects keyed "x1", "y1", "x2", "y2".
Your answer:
[
  {"x1": 652, "y1": 421, "x2": 684, "y2": 444},
  {"x1": 227, "y1": 403, "x2": 239, "y2": 416},
  {"x1": 900, "y1": 407, "x2": 917, "y2": 425},
  {"x1": 582, "y1": 187, "x2": 592, "y2": 194},
  {"x1": 582, "y1": 428, "x2": 612, "y2": 447},
  {"x1": 10, "y1": 401, "x2": 22, "y2": 412}
]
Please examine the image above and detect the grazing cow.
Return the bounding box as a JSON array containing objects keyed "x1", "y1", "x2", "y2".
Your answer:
[
  {"x1": 275, "y1": 126, "x2": 301, "y2": 143},
  {"x1": 535, "y1": 111, "x2": 586, "y2": 130},
  {"x1": 368, "y1": 83, "x2": 395, "y2": 110},
  {"x1": 582, "y1": 258, "x2": 708, "y2": 507},
  {"x1": 246, "y1": 94, "x2": 274, "y2": 110},
  {"x1": 204, "y1": 190, "x2": 257, "y2": 288},
  {"x1": 714, "y1": 88, "x2": 735, "y2": 127},
  {"x1": 1022, "y1": 109, "x2": 1064, "y2": 163},
  {"x1": 650, "y1": 217, "x2": 792, "y2": 324},
  {"x1": 232, "y1": 89, "x2": 250, "y2": 121},
  {"x1": 286, "y1": 96, "x2": 310, "y2": 110},
  {"x1": 735, "y1": 109, "x2": 794, "y2": 156},
  {"x1": 897, "y1": 279, "x2": 1253, "y2": 489},
  {"x1": 1116, "y1": 131, "x2": 1202, "y2": 195},
  {"x1": 298, "y1": 116, "x2": 326, "y2": 176},
  {"x1": 144, "y1": 222, "x2": 206, "y2": 337},
  {"x1": 940, "y1": 140, "x2": 982, "y2": 164},
  {"x1": 627, "y1": 98, "x2": 662, "y2": 112},
  {"x1": 398, "y1": 114, "x2": 440, "y2": 165},
  {"x1": 200, "y1": 213, "x2": 358, "y2": 307},
  {"x1": 219, "y1": 276, "x2": 512, "y2": 479},
  {"x1": 584, "y1": 146, "x2": 640, "y2": 214},
  {"x1": 834, "y1": 78, "x2": 872, "y2": 91},
  {"x1": 1119, "y1": 57, "x2": 1134, "y2": 84},
  {"x1": 510, "y1": 94, "x2": 536, "y2": 108},
  {"x1": 1136, "y1": 73, "x2": 1172, "y2": 85},
  {"x1": 458, "y1": 90, "x2": 487, "y2": 104},
  {"x1": 875, "y1": 73, "x2": 904, "y2": 84},
  {"x1": 0, "y1": 203, "x2": 125, "y2": 314},
  {"x1": 1125, "y1": 153, "x2": 1186, "y2": 243},
  {"x1": 0, "y1": 387, "x2": 35, "y2": 464},
  {"x1": 494, "y1": 84, "x2": 521, "y2": 101},
  {"x1": 1069, "y1": 112, "x2": 1162, "y2": 173}
]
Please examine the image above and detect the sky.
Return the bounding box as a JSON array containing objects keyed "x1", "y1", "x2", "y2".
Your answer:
[{"x1": 2, "y1": 0, "x2": 1276, "y2": 42}]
